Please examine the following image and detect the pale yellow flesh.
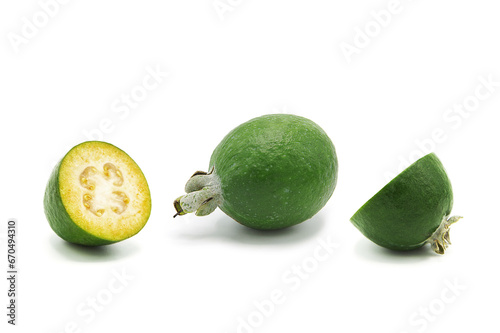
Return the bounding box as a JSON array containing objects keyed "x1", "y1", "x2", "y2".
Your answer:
[{"x1": 59, "y1": 142, "x2": 151, "y2": 242}]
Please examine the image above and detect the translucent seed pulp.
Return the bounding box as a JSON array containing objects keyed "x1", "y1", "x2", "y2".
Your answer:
[{"x1": 79, "y1": 163, "x2": 129, "y2": 217}]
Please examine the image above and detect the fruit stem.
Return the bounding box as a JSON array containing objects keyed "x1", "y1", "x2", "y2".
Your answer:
[
  {"x1": 173, "y1": 167, "x2": 222, "y2": 218},
  {"x1": 426, "y1": 215, "x2": 462, "y2": 254}
]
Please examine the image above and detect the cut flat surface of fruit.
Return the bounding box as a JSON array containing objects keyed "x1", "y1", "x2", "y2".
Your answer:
[{"x1": 44, "y1": 141, "x2": 151, "y2": 246}]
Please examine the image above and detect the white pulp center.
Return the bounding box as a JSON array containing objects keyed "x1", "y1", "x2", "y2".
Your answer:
[{"x1": 79, "y1": 163, "x2": 129, "y2": 217}]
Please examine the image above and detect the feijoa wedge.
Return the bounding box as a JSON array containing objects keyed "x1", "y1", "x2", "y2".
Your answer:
[
  {"x1": 44, "y1": 141, "x2": 151, "y2": 246},
  {"x1": 350, "y1": 153, "x2": 461, "y2": 254}
]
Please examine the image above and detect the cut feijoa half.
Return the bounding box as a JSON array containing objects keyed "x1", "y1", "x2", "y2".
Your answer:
[
  {"x1": 350, "y1": 153, "x2": 461, "y2": 254},
  {"x1": 44, "y1": 141, "x2": 151, "y2": 246},
  {"x1": 173, "y1": 114, "x2": 338, "y2": 230}
]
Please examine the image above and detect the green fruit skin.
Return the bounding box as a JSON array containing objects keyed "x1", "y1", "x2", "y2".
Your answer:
[
  {"x1": 209, "y1": 114, "x2": 338, "y2": 230},
  {"x1": 44, "y1": 159, "x2": 115, "y2": 246},
  {"x1": 350, "y1": 153, "x2": 453, "y2": 251}
]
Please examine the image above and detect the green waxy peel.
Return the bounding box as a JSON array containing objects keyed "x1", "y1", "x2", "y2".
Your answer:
[
  {"x1": 350, "y1": 153, "x2": 461, "y2": 255},
  {"x1": 174, "y1": 114, "x2": 338, "y2": 230}
]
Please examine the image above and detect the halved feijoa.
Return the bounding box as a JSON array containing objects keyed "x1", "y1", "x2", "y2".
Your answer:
[
  {"x1": 350, "y1": 153, "x2": 461, "y2": 254},
  {"x1": 44, "y1": 141, "x2": 151, "y2": 246}
]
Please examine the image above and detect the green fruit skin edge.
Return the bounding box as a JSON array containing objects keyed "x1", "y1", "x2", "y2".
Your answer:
[
  {"x1": 209, "y1": 114, "x2": 338, "y2": 230},
  {"x1": 350, "y1": 153, "x2": 453, "y2": 251},
  {"x1": 44, "y1": 159, "x2": 115, "y2": 246}
]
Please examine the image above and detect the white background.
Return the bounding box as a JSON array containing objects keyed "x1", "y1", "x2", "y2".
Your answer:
[{"x1": 1, "y1": 1, "x2": 499, "y2": 332}]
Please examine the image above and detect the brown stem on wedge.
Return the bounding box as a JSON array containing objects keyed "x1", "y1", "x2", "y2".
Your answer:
[{"x1": 427, "y1": 215, "x2": 462, "y2": 255}]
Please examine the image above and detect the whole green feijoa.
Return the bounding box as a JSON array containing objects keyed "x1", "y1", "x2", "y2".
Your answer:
[
  {"x1": 174, "y1": 114, "x2": 338, "y2": 230},
  {"x1": 350, "y1": 153, "x2": 462, "y2": 254}
]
